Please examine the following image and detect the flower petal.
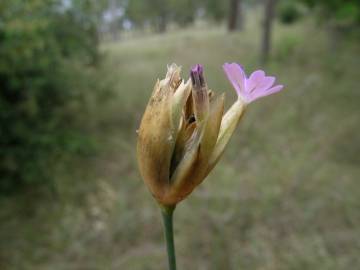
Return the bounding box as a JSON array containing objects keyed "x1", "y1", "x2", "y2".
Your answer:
[
  {"x1": 223, "y1": 63, "x2": 246, "y2": 97},
  {"x1": 248, "y1": 70, "x2": 265, "y2": 81},
  {"x1": 256, "y1": 76, "x2": 276, "y2": 92},
  {"x1": 266, "y1": 84, "x2": 284, "y2": 94},
  {"x1": 251, "y1": 84, "x2": 284, "y2": 101},
  {"x1": 246, "y1": 70, "x2": 266, "y2": 93}
]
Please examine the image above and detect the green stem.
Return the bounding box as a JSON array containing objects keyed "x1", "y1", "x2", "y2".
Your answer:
[{"x1": 161, "y1": 205, "x2": 177, "y2": 270}]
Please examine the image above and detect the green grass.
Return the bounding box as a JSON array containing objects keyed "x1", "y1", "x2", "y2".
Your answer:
[{"x1": 1, "y1": 17, "x2": 360, "y2": 270}]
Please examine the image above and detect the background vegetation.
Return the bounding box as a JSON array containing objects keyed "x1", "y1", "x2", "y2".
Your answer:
[{"x1": 0, "y1": 0, "x2": 359, "y2": 269}]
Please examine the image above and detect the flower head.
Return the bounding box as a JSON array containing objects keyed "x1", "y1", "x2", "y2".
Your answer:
[
  {"x1": 137, "y1": 63, "x2": 247, "y2": 207},
  {"x1": 137, "y1": 62, "x2": 284, "y2": 207},
  {"x1": 223, "y1": 62, "x2": 284, "y2": 104}
]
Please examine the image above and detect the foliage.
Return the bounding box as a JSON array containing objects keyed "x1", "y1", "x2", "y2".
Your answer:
[
  {"x1": 124, "y1": 0, "x2": 198, "y2": 31},
  {"x1": 278, "y1": 0, "x2": 304, "y2": 24},
  {"x1": 302, "y1": 0, "x2": 360, "y2": 26},
  {"x1": 123, "y1": 0, "x2": 228, "y2": 31},
  {"x1": 170, "y1": 0, "x2": 198, "y2": 27},
  {"x1": 201, "y1": 0, "x2": 228, "y2": 22},
  {"x1": 0, "y1": 0, "x2": 105, "y2": 193}
]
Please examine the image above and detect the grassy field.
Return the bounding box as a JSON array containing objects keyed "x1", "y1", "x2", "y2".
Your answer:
[{"x1": 1, "y1": 17, "x2": 360, "y2": 270}]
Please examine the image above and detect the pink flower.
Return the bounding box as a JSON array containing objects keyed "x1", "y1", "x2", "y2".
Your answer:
[{"x1": 223, "y1": 62, "x2": 284, "y2": 104}]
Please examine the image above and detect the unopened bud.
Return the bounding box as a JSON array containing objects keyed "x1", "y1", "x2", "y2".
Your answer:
[{"x1": 190, "y1": 64, "x2": 209, "y2": 124}]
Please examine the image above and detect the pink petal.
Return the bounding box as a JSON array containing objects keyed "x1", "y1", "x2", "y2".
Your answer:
[
  {"x1": 257, "y1": 76, "x2": 275, "y2": 91},
  {"x1": 251, "y1": 85, "x2": 284, "y2": 101},
  {"x1": 223, "y1": 63, "x2": 246, "y2": 97},
  {"x1": 246, "y1": 70, "x2": 266, "y2": 93},
  {"x1": 249, "y1": 70, "x2": 265, "y2": 81},
  {"x1": 248, "y1": 76, "x2": 276, "y2": 95},
  {"x1": 266, "y1": 84, "x2": 284, "y2": 95}
]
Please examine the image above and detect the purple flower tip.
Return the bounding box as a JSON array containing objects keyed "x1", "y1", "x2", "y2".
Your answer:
[
  {"x1": 191, "y1": 64, "x2": 203, "y2": 74},
  {"x1": 223, "y1": 62, "x2": 284, "y2": 104},
  {"x1": 190, "y1": 64, "x2": 205, "y2": 87}
]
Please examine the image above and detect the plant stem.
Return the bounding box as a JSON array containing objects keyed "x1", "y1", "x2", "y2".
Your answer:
[{"x1": 161, "y1": 205, "x2": 176, "y2": 270}]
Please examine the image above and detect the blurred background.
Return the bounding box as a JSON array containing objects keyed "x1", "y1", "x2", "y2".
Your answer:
[{"x1": 0, "y1": 0, "x2": 359, "y2": 269}]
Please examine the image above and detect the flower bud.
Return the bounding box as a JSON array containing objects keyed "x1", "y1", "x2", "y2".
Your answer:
[{"x1": 190, "y1": 64, "x2": 209, "y2": 124}]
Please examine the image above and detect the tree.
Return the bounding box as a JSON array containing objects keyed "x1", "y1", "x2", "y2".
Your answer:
[
  {"x1": 201, "y1": 0, "x2": 227, "y2": 22},
  {"x1": 107, "y1": 0, "x2": 121, "y2": 40},
  {"x1": 170, "y1": 0, "x2": 197, "y2": 27},
  {"x1": 301, "y1": 0, "x2": 360, "y2": 49},
  {"x1": 228, "y1": 0, "x2": 244, "y2": 31},
  {"x1": 260, "y1": 0, "x2": 277, "y2": 63},
  {"x1": 302, "y1": 0, "x2": 360, "y2": 26},
  {"x1": 125, "y1": 0, "x2": 170, "y2": 33}
]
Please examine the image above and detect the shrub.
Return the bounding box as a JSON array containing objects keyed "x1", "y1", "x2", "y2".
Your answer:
[
  {"x1": 0, "y1": 0, "x2": 103, "y2": 193},
  {"x1": 278, "y1": 1, "x2": 303, "y2": 25}
]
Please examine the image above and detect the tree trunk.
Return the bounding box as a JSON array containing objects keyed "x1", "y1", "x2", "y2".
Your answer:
[
  {"x1": 236, "y1": 0, "x2": 244, "y2": 30},
  {"x1": 158, "y1": 14, "x2": 167, "y2": 33},
  {"x1": 109, "y1": 0, "x2": 119, "y2": 41},
  {"x1": 228, "y1": 0, "x2": 239, "y2": 31},
  {"x1": 110, "y1": 22, "x2": 119, "y2": 41},
  {"x1": 260, "y1": 0, "x2": 277, "y2": 64}
]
